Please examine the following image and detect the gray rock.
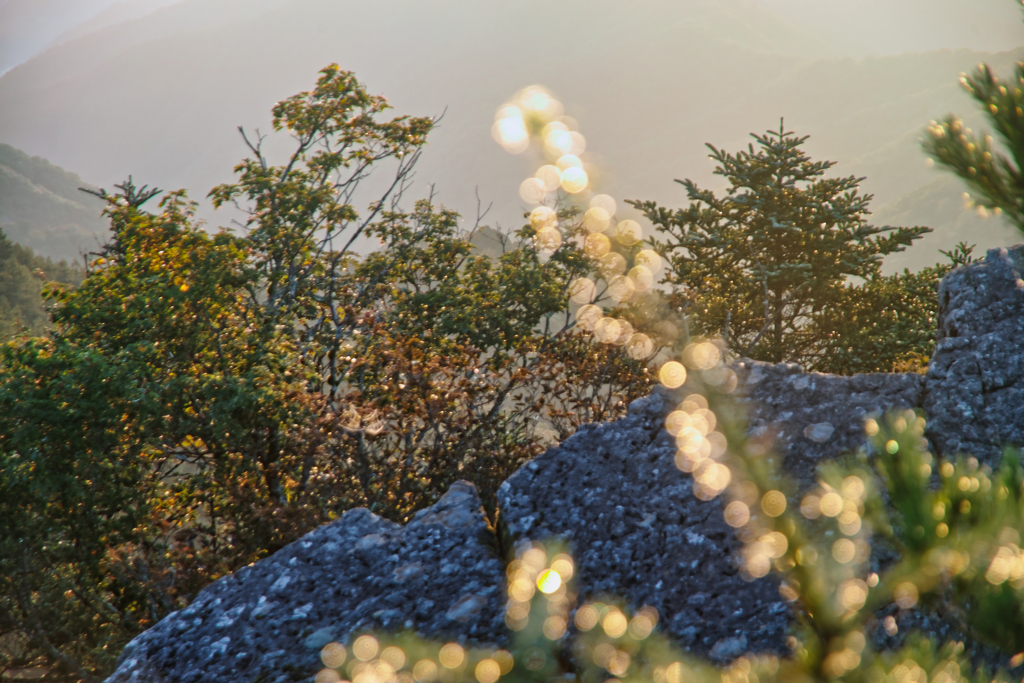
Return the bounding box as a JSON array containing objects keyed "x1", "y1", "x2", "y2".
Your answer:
[
  {"x1": 497, "y1": 386, "x2": 790, "y2": 658},
  {"x1": 105, "y1": 482, "x2": 505, "y2": 683},
  {"x1": 734, "y1": 360, "x2": 924, "y2": 487},
  {"x1": 925, "y1": 245, "x2": 1024, "y2": 467}
]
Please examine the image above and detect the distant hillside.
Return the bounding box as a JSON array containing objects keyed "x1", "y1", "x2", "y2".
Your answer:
[
  {"x1": 0, "y1": 226, "x2": 85, "y2": 338},
  {"x1": 0, "y1": 143, "x2": 108, "y2": 263}
]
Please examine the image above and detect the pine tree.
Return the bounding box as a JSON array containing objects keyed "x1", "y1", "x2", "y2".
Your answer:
[{"x1": 630, "y1": 123, "x2": 929, "y2": 369}]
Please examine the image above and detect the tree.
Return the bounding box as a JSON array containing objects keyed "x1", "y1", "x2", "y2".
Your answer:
[
  {"x1": 629, "y1": 123, "x2": 931, "y2": 371},
  {"x1": 924, "y1": 59, "x2": 1024, "y2": 236},
  {"x1": 0, "y1": 67, "x2": 651, "y2": 681},
  {"x1": 0, "y1": 228, "x2": 84, "y2": 338}
]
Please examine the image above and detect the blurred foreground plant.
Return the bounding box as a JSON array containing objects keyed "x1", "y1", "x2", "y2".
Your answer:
[{"x1": 924, "y1": 57, "x2": 1024, "y2": 235}]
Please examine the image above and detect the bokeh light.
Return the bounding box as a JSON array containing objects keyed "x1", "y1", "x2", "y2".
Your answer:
[
  {"x1": 568, "y1": 131, "x2": 586, "y2": 155},
  {"x1": 381, "y1": 647, "x2": 406, "y2": 671},
  {"x1": 611, "y1": 319, "x2": 634, "y2": 346},
  {"x1": 556, "y1": 154, "x2": 583, "y2": 171},
  {"x1": 475, "y1": 660, "x2": 500, "y2": 683},
  {"x1": 724, "y1": 501, "x2": 750, "y2": 527},
  {"x1": 542, "y1": 615, "x2": 567, "y2": 640},
  {"x1": 628, "y1": 265, "x2": 654, "y2": 292},
  {"x1": 894, "y1": 582, "x2": 919, "y2": 609},
  {"x1": 315, "y1": 668, "x2": 341, "y2": 683},
  {"x1": 584, "y1": 233, "x2": 612, "y2": 259},
  {"x1": 628, "y1": 607, "x2": 658, "y2": 640},
  {"x1": 492, "y1": 109, "x2": 529, "y2": 154},
  {"x1": 560, "y1": 167, "x2": 589, "y2": 194},
  {"x1": 321, "y1": 643, "x2": 347, "y2": 668},
  {"x1": 529, "y1": 206, "x2": 557, "y2": 231},
  {"x1": 599, "y1": 252, "x2": 627, "y2": 278},
  {"x1": 584, "y1": 207, "x2": 611, "y2": 233},
  {"x1": 684, "y1": 342, "x2": 721, "y2": 369},
  {"x1": 353, "y1": 635, "x2": 379, "y2": 661},
  {"x1": 551, "y1": 554, "x2": 574, "y2": 580},
  {"x1": 614, "y1": 219, "x2": 642, "y2": 246},
  {"x1": 838, "y1": 579, "x2": 869, "y2": 612},
  {"x1": 985, "y1": 543, "x2": 1024, "y2": 585},
  {"x1": 602, "y1": 609, "x2": 628, "y2": 638},
  {"x1": 819, "y1": 492, "x2": 843, "y2": 517},
  {"x1": 590, "y1": 194, "x2": 617, "y2": 216},
  {"x1": 665, "y1": 410, "x2": 691, "y2": 436},
  {"x1": 535, "y1": 165, "x2": 562, "y2": 192},
  {"x1": 832, "y1": 538, "x2": 856, "y2": 564},
  {"x1": 576, "y1": 304, "x2": 603, "y2": 331},
  {"x1": 634, "y1": 249, "x2": 663, "y2": 272},
  {"x1": 544, "y1": 127, "x2": 573, "y2": 157},
  {"x1": 537, "y1": 568, "x2": 562, "y2": 594},
  {"x1": 694, "y1": 461, "x2": 731, "y2": 500},
  {"x1": 760, "y1": 490, "x2": 787, "y2": 517},
  {"x1": 518, "y1": 85, "x2": 563, "y2": 119},
  {"x1": 625, "y1": 333, "x2": 654, "y2": 360},
  {"x1": 534, "y1": 227, "x2": 563, "y2": 253},
  {"x1": 593, "y1": 317, "x2": 622, "y2": 344},
  {"x1": 413, "y1": 660, "x2": 437, "y2": 683},
  {"x1": 606, "y1": 275, "x2": 635, "y2": 303},
  {"x1": 575, "y1": 604, "x2": 599, "y2": 631},
  {"x1": 659, "y1": 361, "x2": 687, "y2": 389},
  {"x1": 519, "y1": 177, "x2": 546, "y2": 204},
  {"x1": 439, "y1": 643, "x2": 465, "y2": 669},
  {"x1": 568, "y1": 277, "x2": 596, "y2": 304}
]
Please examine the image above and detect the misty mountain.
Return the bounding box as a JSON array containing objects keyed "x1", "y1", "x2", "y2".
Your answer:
[
  {"x1": 0, "y1": 143, "x2": 107, "y2": 263},
  {"x1": 0, "y1": 0, "x2": 1020, "y2": 272}
]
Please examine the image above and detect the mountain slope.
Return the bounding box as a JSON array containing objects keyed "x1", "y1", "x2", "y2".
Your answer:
[{"x1": 0, "y1": 144, "x2": 108, "y2": 262}]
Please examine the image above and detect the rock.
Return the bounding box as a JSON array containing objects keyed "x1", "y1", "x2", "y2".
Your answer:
[
  {"x1": 105, "y1": 482, "x2": 505, "y2": 683},
  {"x1": 498, "y1": 385, "x2": 790, "y2": 659},
  {"x1": 925, "y1": 245, "x2": 1024, "y2": 467},
  {"x1": 733, "y1": 360, "x2": 924, "y2": 487},
  {"x1": 710, "y1": 635, "x2": 748, "y2": 662}
]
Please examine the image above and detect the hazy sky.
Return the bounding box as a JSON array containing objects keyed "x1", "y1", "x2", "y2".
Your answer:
[
  {"x1": 759, "y1": 0, "x2": 1023, "y2": 56},
  {"x1": 1, "y1": 0, "x2": 1022, "y2": 76},
  {"x1": 1, "y1": 0, "x2": 1022, "y2": 268}
]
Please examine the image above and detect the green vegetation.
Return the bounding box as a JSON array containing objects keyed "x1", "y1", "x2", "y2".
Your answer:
[
  {"x1": 0, "y1": 66, "x2": 650, "y2": 681},
  {"x1": 0, "y1": 144, "x2": 108, "y2": 263},
  {"x1": 630, "y1": 126, "x2": 967, "y2": 374},
  {"x1": 0, "y1": 227, "x2": 84, "y2": 338},
  {"x1": 924, "y1": 59, "x2": 1024, "y2": 236}
]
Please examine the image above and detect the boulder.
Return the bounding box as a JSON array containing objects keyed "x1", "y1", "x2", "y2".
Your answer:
[
  {"x1": 924, "y1": 245, "x2": 1024, "y2": 467},
  {"x1": 498, "y1": 386, "x2": 789, "y2": 661},
  {"x1": 106, "y1": 482, "x2": 506, "y2": 683},
  {"x1": 733, "y1": 360, "x2": 924, "y2": 487}
]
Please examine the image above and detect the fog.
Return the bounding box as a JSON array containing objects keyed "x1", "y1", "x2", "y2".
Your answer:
[{"x1": 1, "y1": 0, "x2": 1021, "y2": 269}]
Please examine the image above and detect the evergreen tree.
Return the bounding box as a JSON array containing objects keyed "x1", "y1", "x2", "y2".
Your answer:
[{"x1": 630, "y1": 123, "x2": 929, "y2": 370}]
